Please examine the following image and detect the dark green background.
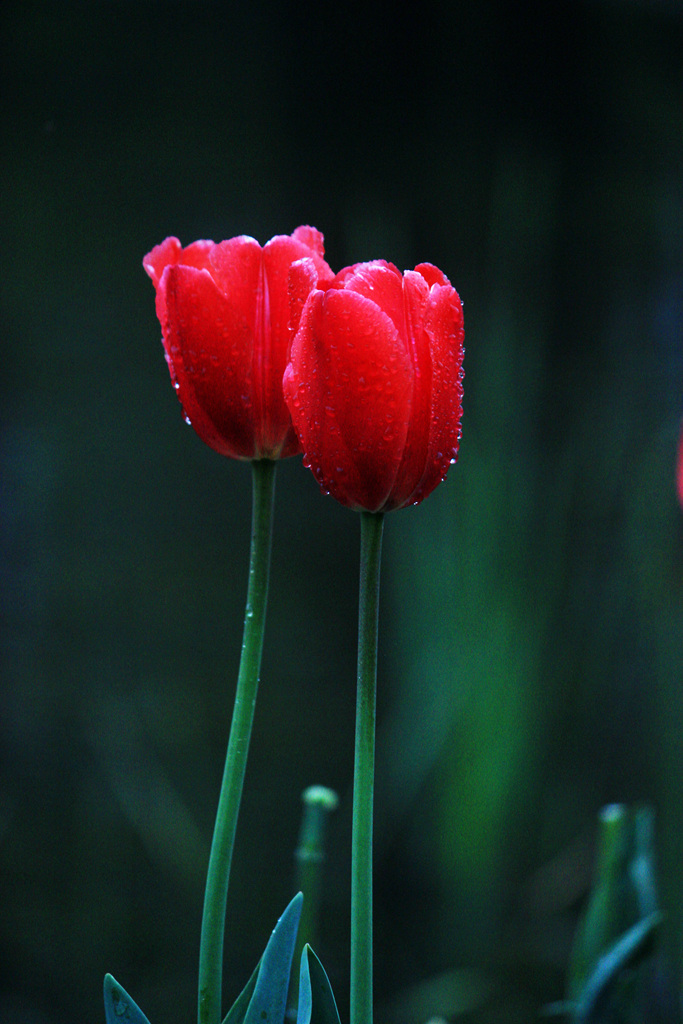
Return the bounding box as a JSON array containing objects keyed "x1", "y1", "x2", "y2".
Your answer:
[{"x1": 2, "y1": 1, "x2": 682, "y2": 1021}]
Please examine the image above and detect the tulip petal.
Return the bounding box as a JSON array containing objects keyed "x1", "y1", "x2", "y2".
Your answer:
[
  {"x1": 291, "y1": 224, "x2": 326, "y2": 258},
  {"x1": 143, "y1": 236, "x2": 215, "y2": 287},
  {"x1": 340, "y1": 261, "x2": 405, "y2": 337},
  {"x1": 286, "y1": 288, "x2": 414, "y2": 512},
  {"x1": 387, "y1": 269, "x2": 433, "y2": 508},
  {"x1": 410, "y1": 279, "x2": 465, "y2": 504},
  {"x1": 413, "y1": 262, "x2": 451, "y2": 289},
  {"x1": 158, "y1": 263, "x2": 259, "y2": 459},
  {"x1": 288, "y1": 258, "x2": 324, "y2": 340},
  {"x1": 207, "y1": 235, "x2": 306, "y2": 457},
  {"x1": 264, "y1": 234, "x2": 333, "y2": 368},
  {"x1": 209, "y1": 236, "x2": 263, "y2": 309}
]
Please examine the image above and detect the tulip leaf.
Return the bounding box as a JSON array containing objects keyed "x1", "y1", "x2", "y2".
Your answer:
[
  {"x1": 222, "y1": 892, "x2": 302, "y2": 1024},
  {"x1": 574, "y1": 911, "x2": 661, "y2": 1022},
  {"x1": 221, "y1": 957, "x2": 262, "y2": 1024},
  {"x1": 541, "y1": 912, "x2": 662, "y2": 1021},
  {"x1": 103, "y1": 974, "x2": 152, "y2": 1024},
  {"x1": 297, "y1": 945, "x2": 341, "y2": 1024}
]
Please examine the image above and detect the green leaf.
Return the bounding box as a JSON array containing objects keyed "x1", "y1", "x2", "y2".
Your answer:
[
  {"x1": 239, "y1": 892, "x2": 303, "y2": 1024},
  {"x1": 296, "y1": 951, "x2": 313, "y2": 1024},
  {"x1": 222, "y1": 957, "x2": 262, "y2": 1024},
  {"x1": 574, "y1": 911, "x2": 662, "y2": 1022},
  {"x1": 103, "y1": 974, "x2": 152, "y2": 1024},
  {"x1": 567, "y1": 804, "x2": 632, "y2": 1000},
  {"x1": 297, "y1": 946, "x2": 341, "y2": 1024}
]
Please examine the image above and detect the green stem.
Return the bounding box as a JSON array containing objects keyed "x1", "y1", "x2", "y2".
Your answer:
[
  {"x1": 198, "y1": 458, "x2": 277, "y2": 1024},
  {"x1": 350, "y1": 510, "x2": 384, "y2": 1024},
  {"x1": 287, "y1": 785, "x2": 339, "y2": 1020}
]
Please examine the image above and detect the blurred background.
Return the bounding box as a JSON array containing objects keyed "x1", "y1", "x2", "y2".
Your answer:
[{"x1": 2, "y1": 0, "x2": 682, "y2": 1021}]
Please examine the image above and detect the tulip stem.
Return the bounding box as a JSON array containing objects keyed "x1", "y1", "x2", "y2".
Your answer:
[
  {"x1": 198, "y1": 458, "x2": 277, "y2": 1024},
  {"x1": 350, "y1": 510, "x2": 384, "y2": 1024}
]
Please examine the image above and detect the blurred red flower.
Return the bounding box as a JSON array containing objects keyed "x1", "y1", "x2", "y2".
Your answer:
[
  {"x1": 143, "y1": 226, "x2": 332, "y2": 460},
  {"x1": 677, "y1": 420, "x2": 683, "y2": 509},
  {"x1": 283, "y1": 259, "x2": 464, "y2": 512}
]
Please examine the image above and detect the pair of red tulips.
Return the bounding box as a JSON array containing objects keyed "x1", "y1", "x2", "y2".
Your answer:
[{"x1": 144, "y1": 225, "x2": 464, "y2": 512}]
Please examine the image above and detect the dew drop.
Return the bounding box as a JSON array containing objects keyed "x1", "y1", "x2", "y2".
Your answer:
[{"x1": 184, "y1": 414, "x2": 192, "y2": 426}]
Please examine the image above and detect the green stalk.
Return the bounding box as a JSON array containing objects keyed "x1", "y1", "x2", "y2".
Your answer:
[
  {"x1": 350, "y1": 510, "x2": 385, "y2": 1024},
  {"x1": 198, "y1": 458, "x2": 277, "y2": 1024},
  {"x1": 287, "y1": 785, "x2": 339, "y2": 1020}
]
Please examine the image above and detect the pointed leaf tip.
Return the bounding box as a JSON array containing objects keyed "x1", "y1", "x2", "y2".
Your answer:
[
  {"x1": 103, "y1": 974, "x2": 152, "y2": 1024},
  {"x1": 240, "y1": 893, "x2": 303, "y2": 1024},
  {"x1": 297, "y1": 946, "x2": 341, "y2": 1024}
]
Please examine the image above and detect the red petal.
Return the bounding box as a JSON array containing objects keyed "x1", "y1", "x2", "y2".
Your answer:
[
  {"x1": 413, "y1": 262, "x2": 451, "y2": 289},
  {"x1": 286, "y1": 288, "x2": 414, "y2": 511},
  {"x1": 143, "y1": 237, "x2": 215, "y2": 287},
  {"x1": 375, "y1": 269, "x2": 464, "y2": 509},
  {"x1": 387, "y1": 270, "x2": 433, "y2": 508},
  {"x1": 264, "y1": 234, "x2": 331, "y2": 359},
  {"x1": 288, "y1": 258, "x2": 324, "y2": 340},
  {"x1": 158, "y1": 263, "x2": 258, "y2": 459},
  {"x1": 339, "y1": 261, "x2": 405, "y2": 336},
  {"x1": 406, "y1": 279, "x2": 464, "y2": 505},
  {"x1": 208, "y1": 236, "x2": 263, "y2": 307},
  {"x1": 291, "y1": 225, "x2": 326, "y2": 258}
]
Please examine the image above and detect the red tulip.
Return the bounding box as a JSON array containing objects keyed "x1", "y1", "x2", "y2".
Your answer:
[
  {"x1": 143, "y1": 226, "x2": 333, "y2": 460},
  {"x1": 283, "y1": 259, "x2": 464, "y2": 512}
]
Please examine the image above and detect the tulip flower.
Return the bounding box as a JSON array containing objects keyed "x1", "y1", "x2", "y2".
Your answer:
[
  {"x1": 283, "y1": 258, "x2": 464, "y2": 512},
  {"x1": 144, "y1": 226, "x2": 334, "y2": 1024},
  {"x1": 285, "y1": 256, "x2": 464, "y2": 1024},
  {"x1": 143, "y1": 226, "x2": 333, "y2": 460}
]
